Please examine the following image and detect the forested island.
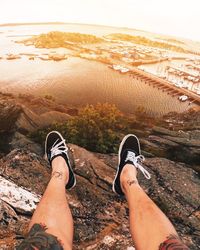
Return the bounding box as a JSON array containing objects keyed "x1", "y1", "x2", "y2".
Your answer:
[
  {"x1": 106, "y1": 33, "x2": 190, "y2": 53},
  {"x1": 18, "y1": 31, "x2": 103, "y2": 48}
]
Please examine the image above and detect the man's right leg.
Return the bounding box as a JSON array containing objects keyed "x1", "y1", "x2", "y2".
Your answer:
[
  {"x1": 113, "y1": 134, "x2": 188, "y2": 250},
  {"x1": 120, "y1": 164, "x2": 188, "y2": 250}
]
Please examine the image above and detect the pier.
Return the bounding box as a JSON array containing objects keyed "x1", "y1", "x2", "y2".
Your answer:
[{"x1": 130, "y1": 67, "x2": 200, "y2": 105}]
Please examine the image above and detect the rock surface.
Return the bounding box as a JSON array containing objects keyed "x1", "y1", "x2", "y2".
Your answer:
[
  {"x1": 0, "y1": 98, "x2": 22, "y2": 132},
  {"x1": 0, "y1": 93, "x2": 72, "y2": 134},
  {"x1": 140, "y1": 111, "x2": 200, "y2": 172},
  {"x1": 0, "y1": 145, "x2": 199, "y2": 249},
  {"x1": 0, "y1": 93, "x2": 199, "y2": 249},
  {"x1": 0, "y1": 176, "x2": 40, "y2": 214}
]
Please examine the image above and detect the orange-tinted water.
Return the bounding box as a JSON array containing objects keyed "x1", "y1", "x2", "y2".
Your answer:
[{"x1": 0, "y1": 24, "x2": 197, "y2": 116}]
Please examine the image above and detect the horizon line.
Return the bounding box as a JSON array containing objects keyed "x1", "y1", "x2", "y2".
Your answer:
[{"x1": 0, "y1": 21, "x2": 198, "y2": 43}]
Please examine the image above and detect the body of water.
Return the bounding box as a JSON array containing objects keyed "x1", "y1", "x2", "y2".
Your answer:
[{"x1": 0, "y1": 23, "x2": 198, "y2": 116}]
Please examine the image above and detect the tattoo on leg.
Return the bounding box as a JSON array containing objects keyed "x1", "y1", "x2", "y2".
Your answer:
[
  {"x1": 127, "y1": 180, "x2": 138, "y2": 186},
  {"x1": 16, "y1": 223, "x2": 64, "y2": 250},
  {"x1": 159, "y1": 234, "x2": 189, "y2": 250},
  {"x1": 51, "y1": 171, "x2": 63, "y2": 180}
]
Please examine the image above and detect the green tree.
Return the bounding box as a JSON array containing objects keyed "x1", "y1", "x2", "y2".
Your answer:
[{"x1": 30, "y1": 103, "x2": 129, "y2": 153}]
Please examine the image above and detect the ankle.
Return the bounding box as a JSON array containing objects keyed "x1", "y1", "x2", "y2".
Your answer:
[
  {"x1": 120, "y1": 164, "x2": 140, "y2": 193},
  {"x1": 51, "y1": 156, "x2": 69, "y2": 184}
]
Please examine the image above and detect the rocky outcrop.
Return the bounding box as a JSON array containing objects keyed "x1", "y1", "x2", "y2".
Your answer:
[
  {"x1": 141, "y1": 123, "x2": 200, "y2": 172},
  {"x1": 163, "y1": 109, "x2": 200, "y2": 130},
  {"x1": 0, "y1": 200, "x2": 19, "y2": 249},
  {"x1": 0, "y1": 145, "x2": 199, "y2": 249},
  {"x1": 9, "y1": 132, "x2": 43, "y2": 155},
  {"x1": 0, "y1": 93, "x2": 199, "y2": 249},
  {"x1": 0, "y1": 99, "x2": 22, "y2": 132},
  {"x1": 0, "y1": 176, "x2": 40, "y2": 214},
  {"x1": 16, "y1": 107, "x2": 71, "y2": 132},
  {"x1": 0, "y1": 93, "x2": 71, "y2": 134}
]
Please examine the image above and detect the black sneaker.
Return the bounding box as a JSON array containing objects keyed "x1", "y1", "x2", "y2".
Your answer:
[
  {"x1": 45, "y1": 131, "x2": 76, "y2": 189},
  {"x1": 112, "y1": 134, "x2": 151, "y2": 195}
]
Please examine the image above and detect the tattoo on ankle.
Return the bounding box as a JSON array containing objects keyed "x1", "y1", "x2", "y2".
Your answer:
[
  {"x1": 51, "y1": 171, "x2": 63, "y2": 180},
  {"x1": 127, "y1": 180, "x2": 138, "y2": 186},
  {"x1": 159, "y1": 234, "x2": 189, "y2": 250}
]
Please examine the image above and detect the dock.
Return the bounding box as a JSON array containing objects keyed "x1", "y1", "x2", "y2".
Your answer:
[{"x1": 129, "y1": 67, "x2": 200, "y2": 105}]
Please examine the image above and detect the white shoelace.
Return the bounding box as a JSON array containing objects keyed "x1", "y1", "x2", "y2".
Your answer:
[
  {"x1": 125, "y1": 151, "x2": 151, "y2": 179},
  {"x1": 50, "y1": 139, "x2": 68, "y2": 159}
]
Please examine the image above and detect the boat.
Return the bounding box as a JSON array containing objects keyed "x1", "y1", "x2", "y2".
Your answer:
[
  {"x1": 110, "y1": 64, "x2": 130, "y2": 73},
  {"x1": 175, "y1": 81, "x2": 184, "y2": 88},
  {"x1": 120, "y1": 68, "x2": 130, "y2": 73},
  {"x1": 7, "y1": 54, "x2": 21, "y2": 60},
  {"x1": 182, "y1": 82, "x2": 189, "y2": 89},
  {"x1": 113, "y1": 65, "x2": 122, "y2": 70},
  {"x1": 195, "y1": 87, "x2": 200, "y2": 95},
  {"x1": 178, "y1": 95, "x2": 188, "y2": 101},
  {"x1": 48, "y1": 53, "x2": 68, "y2": 61}
]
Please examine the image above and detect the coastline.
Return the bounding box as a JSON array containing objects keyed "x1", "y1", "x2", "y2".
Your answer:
[{"x1": 0, "y1": 24, "x2": 199, "y2": 116}]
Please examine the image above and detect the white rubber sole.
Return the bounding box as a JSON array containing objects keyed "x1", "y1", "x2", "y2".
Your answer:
[
  {"x1": 112, "y1": 134, "x2": 140, "y2": 194},
  {"x1": 45, "y1": 130, "x2": 76, "y2": 189}
]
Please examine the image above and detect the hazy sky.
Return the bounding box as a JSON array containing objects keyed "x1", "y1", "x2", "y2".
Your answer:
[{"x1": 0, "y1": 0, "x2": 200, "y2": 41}]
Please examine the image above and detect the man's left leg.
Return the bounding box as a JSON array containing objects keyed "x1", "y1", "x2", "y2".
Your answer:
[
  {"x1": 17, "y1": 131, "x2": 76, "y2": 250},
  {"x1": 28, "y1": 156, "x2": 74, "y2": 249}
]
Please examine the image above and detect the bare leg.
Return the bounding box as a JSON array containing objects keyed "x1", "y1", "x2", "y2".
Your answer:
[
  {"x1": 29, "y1": 156, "x2": 73, "y2": 250},
  {"x1": 121, "y1": 164, "x2": 188, "y2": 250}
]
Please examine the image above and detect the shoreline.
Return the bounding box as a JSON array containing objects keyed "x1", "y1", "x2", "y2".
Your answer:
[
  {"x1": 0, "y1": 26, "x2": 199, "y2": 116},
  {"x1": 0, "y1": 53, "x2": 198, "y2": 116}
]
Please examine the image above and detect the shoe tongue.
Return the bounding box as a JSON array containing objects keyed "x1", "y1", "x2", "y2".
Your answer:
[
  {"x1": 121, "y1": 149, "x2": 136, "y2": 167},
  {"x1": 123, "y1": 149, "x2": 137, "y2": 158}
]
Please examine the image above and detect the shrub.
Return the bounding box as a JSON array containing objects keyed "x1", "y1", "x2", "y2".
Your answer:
[{"x1": 30, "y1": 103, "x2": 131, "y2": 153}]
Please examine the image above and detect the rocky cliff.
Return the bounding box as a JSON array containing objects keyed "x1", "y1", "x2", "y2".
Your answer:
[{"x1": 0, "y1": 93, "x2": 199, "y2": 249}]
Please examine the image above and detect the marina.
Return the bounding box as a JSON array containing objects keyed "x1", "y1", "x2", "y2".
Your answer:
[
  {"x1": 0, "y1": 23, "x2": 199, "y2": 116},
  {"x1": 129, "y1": 67, "x2": 200, "y2": 105}
]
